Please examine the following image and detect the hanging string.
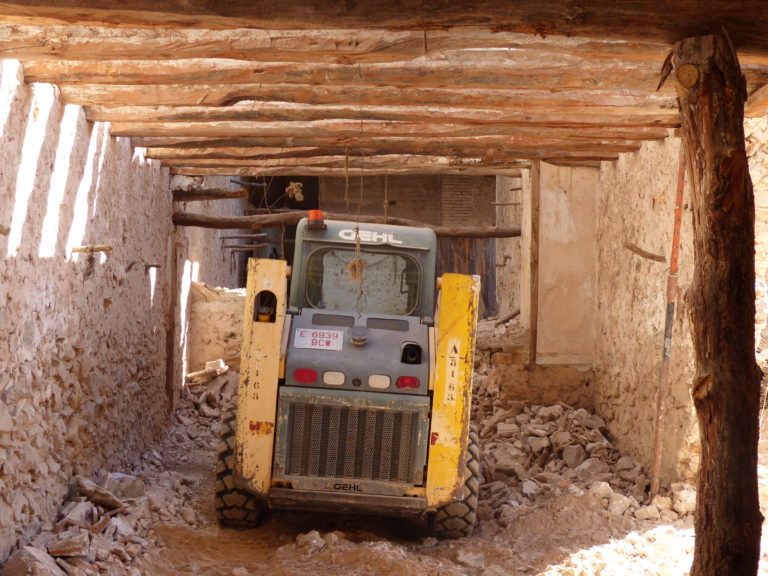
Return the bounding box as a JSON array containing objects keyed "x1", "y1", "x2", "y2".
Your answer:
[
  {"x1": 347, "y1": 152, "x2": 367, "y2": 317},
  {"x1": 344, "y1": 148, "x2": 350, "y2": 209},
  {"x1": 384, "y1": 170, "x2": 389, "y2": 223}
]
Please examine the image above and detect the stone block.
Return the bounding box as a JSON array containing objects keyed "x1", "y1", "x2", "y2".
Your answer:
[{"x1": 2, "y1": 546, "x2": 68, "y2": 576}]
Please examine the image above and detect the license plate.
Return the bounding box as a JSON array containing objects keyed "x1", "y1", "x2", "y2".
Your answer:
[{"x1": 293, "y1": 328, "x2": 344, "y2": 351}]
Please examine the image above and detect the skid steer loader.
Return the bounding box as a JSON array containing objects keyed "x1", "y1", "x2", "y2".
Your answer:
[{"x1": 215, "y1": 211, "x2": 481, "y2": 538}]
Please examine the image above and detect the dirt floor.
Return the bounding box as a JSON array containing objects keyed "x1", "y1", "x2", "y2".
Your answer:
[
  {"x1": 119, "y1": 395, "x2": 768, "y2": 576},
  {"x1": 10, "y1": 320, "x2": 768, "y2": 576}
]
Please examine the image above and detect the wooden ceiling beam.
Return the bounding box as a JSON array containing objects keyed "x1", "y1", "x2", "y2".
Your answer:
[
  {"x1": 58, "y1": 82, "x2": 679, "y2": 109},
  {"x1": 84, "y1": 101, "x2": 680, "y2": 128},
  {"x1": 141, "y1": 145, "x2": 542, "y2": 161},
  {"x1": 0, "y1": 24, "x2": 679, "y2": 64},
  {"x1": 109, "y1": 119, "x2": 669, "y2": 140},
  {"x1": 0, "y1": 2, "x2": 767, "y2": 57},
  {"x1": 21, "y1": 57, "x2": 687, "y2": 92},
  {"x1": 157, "y1": 155, "x2": 531, "y2": 169},
  {"x1": 131, "y1": 134, "x2": 645, "y2": 153},
  {"x1": 166, "y1": 161, "x2": 615, "y2": 176}
]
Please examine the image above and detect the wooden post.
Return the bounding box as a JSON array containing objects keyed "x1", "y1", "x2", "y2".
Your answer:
[
  {"x1": 670, "y1": 32, "x2": 762, "y2": 576},
  {"x1": 528, "y1": 160, "x2": 540, "y2": 371}
]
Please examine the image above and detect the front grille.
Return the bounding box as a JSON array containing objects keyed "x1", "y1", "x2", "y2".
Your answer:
[{"x1": 284, "y1": 402, "x2": 420, "y2": 483}]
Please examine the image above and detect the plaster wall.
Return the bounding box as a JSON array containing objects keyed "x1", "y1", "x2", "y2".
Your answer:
[
  {"x1": 0, "y1": 62, "x2": 243, "y2": 562},
  {"x1": 494, "y1": 175, "x2": 522, "y2": 319},
  {"x1": 594, "y1": 136, "x2": 698, "y2": 485},
  {"x1": 536, "y1": 164, "x2": 598, "y2": 365}
]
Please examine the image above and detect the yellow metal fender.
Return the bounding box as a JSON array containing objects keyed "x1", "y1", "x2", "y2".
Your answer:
[
  {"x1": 234, "y1": 258, "x2": 287, "y2": 496},
  {"x1": 426, "y1": 273, "x2": 481, "y2": 507}
]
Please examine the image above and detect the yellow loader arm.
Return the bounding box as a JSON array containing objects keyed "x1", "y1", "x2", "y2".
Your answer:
[{"x1": 426, "y1": 273, "x2": 481, "y2": 507}]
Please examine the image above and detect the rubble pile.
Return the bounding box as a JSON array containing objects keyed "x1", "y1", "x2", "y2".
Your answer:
[
  {"x1": 184, "y1": 359, "x2": 238, "y2": 420},
  {"x1": 477, "y1": 402, "x2": 697, "y2": 526},
  {"x1": 1, "y1": 475, "x2": 152, "y2": 576}
]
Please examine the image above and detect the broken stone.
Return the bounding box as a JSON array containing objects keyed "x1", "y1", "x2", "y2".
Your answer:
[
  {"x1": 562, "y1": 445, "x2": 587, "y2": 469},
  {"x1": 634, "y1": 504, "x2": 661, "y2": 521},
  {"x1": 2, "y1": 546, "x2": 68, "y2": 576},
  {"x1": 496, "y1": 422, "x2": 519, "y2": 437},
  {"x1": 296, "y1": 530, "x2": 326, "y2": 556},
  {"x1": 457, "y1": 549, "x2": 486, "y2": 569},
  {"x1": 651, "y1": 495, "x2": 672, "y2": 511},
  {"x1": 671, "y1": 482, "x2": 697, "y2": 516},
  {"x1": 522, "y1": 480, "x2": 540, "y2": 496},
  {"x1": 537, "y1": 404, "x2": 564, "y2": 421},
  {"x1": 0, "y1": 400, "x2": 13, "y2": 433},
  {"x1": 491, "y1": 444, "x2": 526, "y2": 475},
  {"x1": 550, "y1": 430, "x2": 572, "y2": 449},
  {"x1": 588, "y1": 481, "x2": 614, "y2": 500},
  {"x1": 607, "y1": 493, "x2": 632, "y2": 516},
  {"x1": 75, "y1": 477, "x2": 123, "y2": 510},
  {"x1": 528, "y1": 436, "x2": 551, "y2": 452},
  {"x1": 47, "y1": 530, "x2": 91, "y2": 558},
  {"x1": 101, "y1": 473, "x2": 145, "y2": 499},
  {"x1": 574, "y1": 458, "x2": 610, "y2": 482}
]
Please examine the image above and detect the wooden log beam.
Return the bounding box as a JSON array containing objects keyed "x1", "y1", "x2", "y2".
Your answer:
[
  {"x1": 1, "y1": 2, "x2": 768, "y2": 56},
  {"x1": 159, "y1": 154, "x2": 585, "y2": 171},
  {"x1": 21, "y1": 57, "x2": 679, "y2": 91},
  {"x1": 172, "y1": 210, "x2": 522, "y2": 239},
  {"x1": 166, "y1": 164, "x2": 598, "y2": 177},
  {"x1": 133, "y1": 135, "x2": 632, "y2": 156},
  {"x1": 0, "y1": 24, "x2": 677, "y2": 64},
  {"x1": 109, "y1": 119, "x2": 668, "y2": 141},
  {"x1": 58, "y1": 83, "x2": 679, "y2": 109},
  {"x1": 171, "y1": 187, "x2": 248, "y2": 202},
  {"x1": 145, "y1": 146, "x2": 537, "y2": 164},
  {"x1": 671, "y1": 32, "x2": 762, "y2": 576},
  {"x1": 84, "y1": 101, "x2": 681, "y2": 127}
]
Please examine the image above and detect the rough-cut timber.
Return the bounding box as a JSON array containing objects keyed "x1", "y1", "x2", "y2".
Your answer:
[
  {"x1": 671, "y1": 32, "x2": 763, "y2": 576},
  {"x1": 172, "y1": 210, "x2": 521, "y2": 239},
  {"x1": 171, "y1": 187, "x2": 248, "y2": 202},
  {"x1": 1, "y1": 2, "x2": 768, "y2": 57}
]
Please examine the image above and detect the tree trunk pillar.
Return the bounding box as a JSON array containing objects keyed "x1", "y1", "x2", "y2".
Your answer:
[{"x1": 671, "y1": 32, "x2": 763, "y2": 576}]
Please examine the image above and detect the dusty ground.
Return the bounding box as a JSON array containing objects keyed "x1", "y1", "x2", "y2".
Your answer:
[
  {"x1": 11, "y1": 320, "x2": 768, "y2": 576},
  {"x1": 121, "y1": 396, "x2": 768, "y2": 576}
]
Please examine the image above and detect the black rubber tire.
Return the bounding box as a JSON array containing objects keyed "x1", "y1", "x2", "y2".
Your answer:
[
  {"x1": 430, "y1": 424, "x2": 481, "y2": 539},
  {"x1": 214, "y1": 403, "x2": 268, "y2": 526}
]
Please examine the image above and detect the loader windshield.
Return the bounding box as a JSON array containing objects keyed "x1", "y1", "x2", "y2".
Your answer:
[{"x1": 305, "y1": 247, "x2": 421, "y2": 316}]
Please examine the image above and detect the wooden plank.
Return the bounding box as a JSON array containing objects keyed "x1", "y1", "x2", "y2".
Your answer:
[{"x1": 58, "y1": 83, "x2": 679, "y2": 109}]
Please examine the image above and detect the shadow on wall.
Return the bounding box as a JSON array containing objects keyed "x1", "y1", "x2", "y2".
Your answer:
[{"x1": 0, "y1": 59, "x2": 171, "y2": 562}]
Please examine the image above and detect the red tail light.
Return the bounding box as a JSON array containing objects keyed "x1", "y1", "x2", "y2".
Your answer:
[
  {"x1": 396, "y1": 376, "x2": 420, "y2": 389},
  {"x1": 294, "y1": 368, "x2": 318, "y2": 384}
]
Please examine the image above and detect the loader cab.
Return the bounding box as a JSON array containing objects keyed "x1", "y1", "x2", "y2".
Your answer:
[{"x1": 288, "y1": 213, "x2": 438, "y2": 319}]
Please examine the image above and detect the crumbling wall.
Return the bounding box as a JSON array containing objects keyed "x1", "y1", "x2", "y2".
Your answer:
[
  {"x1": 747, "y1": 118, "x2": 768, "y2": 361},
  {"x1": 187, "y1": 283, "x2": 246, "y2": 373},
  {"x1": 0, "y1": 63, "x2": 244, "y2": 563},
  {"x1": 170, "y1": 176, "x2": 248, "y2": 396},
  {"x1": 0, "y1": 61, "x2": 171, "y2": 561},
  {"x1": 594, "y1": 136, "x2": 698, "y2": 485}
]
